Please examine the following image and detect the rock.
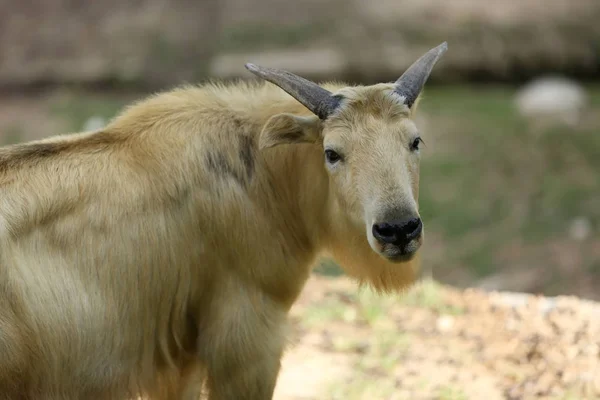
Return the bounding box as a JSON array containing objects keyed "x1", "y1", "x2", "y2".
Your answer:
[
  {"x1": 568, "y1": 217, "x2": 592, "y2": 241},
  {"x1": 514, "y1": 75, "x2": 588, "y2": 126}
]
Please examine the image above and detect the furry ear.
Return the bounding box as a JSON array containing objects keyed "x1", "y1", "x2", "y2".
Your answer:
[{"x1": 259, "y1": 113, "x2": 321, "y2": 150}]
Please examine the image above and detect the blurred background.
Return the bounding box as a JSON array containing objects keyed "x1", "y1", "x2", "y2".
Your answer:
[{"x1": 1, "y1": 0, "x2": 599, "y2": 301}]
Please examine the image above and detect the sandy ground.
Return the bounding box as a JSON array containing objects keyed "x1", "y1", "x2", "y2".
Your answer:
[{"x1": 273, "y1": 275, "x2": 600, "y2": 400}]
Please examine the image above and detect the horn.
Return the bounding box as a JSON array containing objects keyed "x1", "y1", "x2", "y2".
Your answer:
[
  {"x1": 244, "y1": 63, "x2": 340, "y2": 120},
  {"x1": 395, "y1": 42, "x2": 448, "y2": 108}
]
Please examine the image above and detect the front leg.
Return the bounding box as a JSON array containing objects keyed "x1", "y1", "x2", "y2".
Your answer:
[
  {"x1": 201, "y1": 286, "x2": 289, "y2": 400},
  {"x1": 206, "y1": 350, "x2": 283, "y2": 400}
]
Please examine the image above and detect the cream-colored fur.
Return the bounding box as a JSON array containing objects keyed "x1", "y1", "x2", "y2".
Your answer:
[{"x1": 0, "y1": 79, "x2": 423, "y2": 399}]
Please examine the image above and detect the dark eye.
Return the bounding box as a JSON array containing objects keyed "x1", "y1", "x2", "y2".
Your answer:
[
  {"x1": 325, "y1": 149, "x2": 342, "y2": 164},
  {"x1": 410, "y1": 137, "x2": 423, "y2": 151}
]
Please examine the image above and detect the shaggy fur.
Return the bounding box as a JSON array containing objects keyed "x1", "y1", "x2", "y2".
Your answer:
[{"x1": 0, "y1": 78, "x2": 424, "y2": 399}]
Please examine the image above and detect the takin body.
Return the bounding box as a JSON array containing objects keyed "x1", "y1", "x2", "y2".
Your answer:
[{"x1": 0, "y1": 43, "x2": 447, "y2": 399}]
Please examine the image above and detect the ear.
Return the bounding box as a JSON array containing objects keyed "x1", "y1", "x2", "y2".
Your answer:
[{"x1": 259, "y1": 113, "x2": 322, "y2": 150}]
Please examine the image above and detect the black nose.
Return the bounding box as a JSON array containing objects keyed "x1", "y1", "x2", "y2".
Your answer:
[{"x1": 372, "y1": 217, "x2": 422, "y2": 247}]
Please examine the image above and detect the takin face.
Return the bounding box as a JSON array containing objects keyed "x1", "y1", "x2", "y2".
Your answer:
[{"x1": 246, "y1": 43, "x2": 447, "y2": 269}]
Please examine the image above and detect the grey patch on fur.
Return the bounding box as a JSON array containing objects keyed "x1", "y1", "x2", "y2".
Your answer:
[
  {"x1": 239, "y1": 135, "x2": 255, "y2": 182},
  {"x1": 205, "y1": 144, "x2": 254, "y2": 187},
  {"x1": 206, "y1": 152, "x2": 237, "y2": 180}
]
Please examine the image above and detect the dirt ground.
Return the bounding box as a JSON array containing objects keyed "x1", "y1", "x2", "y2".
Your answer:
[{"x1": 273, "y1": 275, "x2": 600, "y2": 400}]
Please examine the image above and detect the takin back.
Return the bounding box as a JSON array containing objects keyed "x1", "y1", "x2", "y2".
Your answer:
[{"x1": 0, "y1": 43, "x2": 447, "y2": 400}]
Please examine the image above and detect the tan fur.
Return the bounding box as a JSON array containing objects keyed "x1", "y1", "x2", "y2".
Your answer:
[{"x1": 0, "y1": 79, "x2": 424, "y2": 399}]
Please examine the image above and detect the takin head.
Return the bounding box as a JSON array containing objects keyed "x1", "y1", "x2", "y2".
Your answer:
[{"x1": 245, "y1": 43, "x2": 447, "y2": 278}]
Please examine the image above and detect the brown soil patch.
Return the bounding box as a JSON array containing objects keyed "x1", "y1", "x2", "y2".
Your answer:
[{"x1": 274, "y1": 275, "x2": 600, "y2": 399}]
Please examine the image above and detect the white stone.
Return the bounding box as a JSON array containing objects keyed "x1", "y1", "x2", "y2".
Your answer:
[
  {"x1": 515, "y1": 75, "x2": 588, "y2": 126},
  {"x1": 569, "y1": 217, "x2": 592, "y2": 241}
]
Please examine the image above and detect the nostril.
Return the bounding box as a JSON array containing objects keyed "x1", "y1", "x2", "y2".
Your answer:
[
  {"x1": 372, "y1": 223, "x2": 398, "y2": 244},
  {"x1": 372, "y1": 217, "x2": 422, "y2": 246},
  {"x1": 404, "y1": 218, "x2": 422, "y2": 240}
]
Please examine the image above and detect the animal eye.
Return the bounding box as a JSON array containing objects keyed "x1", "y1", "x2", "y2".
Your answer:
[
  {"x1": 325, "y1": 149, "x2": 342, "y2": 164},
  {"x1": 410, "y1": 137, "x2": 423, "y2": 151}
]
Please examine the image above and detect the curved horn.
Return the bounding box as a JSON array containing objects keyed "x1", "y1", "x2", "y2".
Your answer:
[
  {"x1": 245, "y1": 63, "x2": 340, "y2": 120},
  {"x1": 395, "y1": 42, "x2": 448, "y2": 108}
]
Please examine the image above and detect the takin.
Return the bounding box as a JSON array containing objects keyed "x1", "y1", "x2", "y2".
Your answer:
[{"x1": 0, "y1": 42, "x2": 447, "y2": 399}]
